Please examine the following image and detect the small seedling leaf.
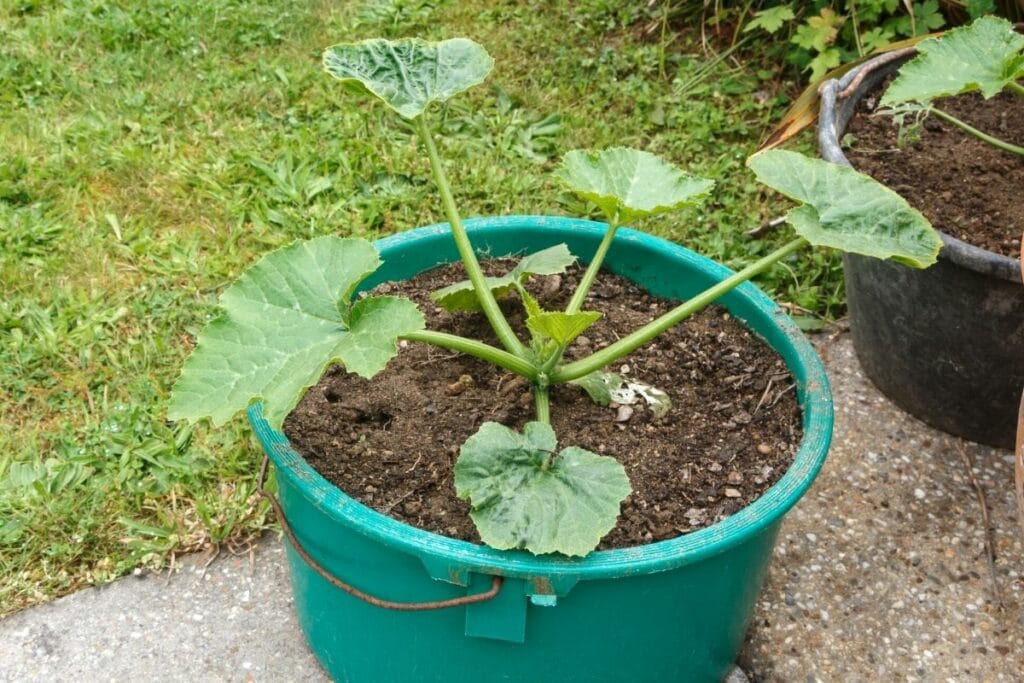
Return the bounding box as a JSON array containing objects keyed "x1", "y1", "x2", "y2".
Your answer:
[
  {"x1": 510, "y1": 243, "x2": 576, "y2": 279},
  {"x1": 526, "y1": 310, "x2": 602, "y2": 346},
  {"x1": 168, "y1": 237, "x2": 425, "y2": 428},
  {"x1": 322, "y1": 38, "x2": 494, "y2": 119},
  {"x1": 881, "y1": 16, "x2": 1024, "y2": 106},
  {"x1": 429, "y1": 275, "x2": 516, "y2": 312},
  {"x1": 747, "y1": 150, "x2": 941, "y2": 268},
  {"x1": 555, "y1": 148, "x2": 714, "y2": 224},
  {"x1": 430, "y1": 244, "x2": 576, "y2": 312},
  {"x1": 454, "y1": 421, "x2": 631, "y2": 556}
]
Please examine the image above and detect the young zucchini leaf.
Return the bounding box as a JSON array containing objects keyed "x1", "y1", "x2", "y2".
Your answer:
[
  {"x1": 746, "y1": 150, "x2": 942, "y2": 268},
  {"x1": 517, "y1": 287, "x2": 601, "y2": 347},
  {"x1": 880, "y1": 16, "x2": 1024, "y2": 107},
  {"x1": 431, "y1": 244, "x2": 576, "y2": 312},
  {"x1": 454, "y1": 421, "x2": 631, "y2": 556},
  {"x1": 322, "y1": 38, "x2": 494, "y2": 119},
  {"x1": 527, "y1": 310, "x2": 602, "y2": 347},
  {"x1": 555, "y1": 147, "x2": 714, "y2": 223},
  {"x1": 168, "y1": 236, "x2": 424, "y2": 429}
]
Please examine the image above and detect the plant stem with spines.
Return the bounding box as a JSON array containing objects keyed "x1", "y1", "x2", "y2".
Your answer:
[
  {"x1": 550, "y1": 237, "x2": 808, "y2": 383},
  {"x1": 416, "y1": 115, "x2": 528, "y2": 357}
]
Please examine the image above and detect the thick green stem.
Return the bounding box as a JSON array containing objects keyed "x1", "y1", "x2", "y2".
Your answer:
[
  {"x1": 534, "y1": 385, "x2": 551, "y2": 424},
  {"x1": 401, "y1": 330, "x2": 537, "y2": 380},
  {"x1": 567, "y1": 216, "x2": 619, "y2": 314},
  {"x1": 931, "y1": 107, "x2": 1024, "y2": 157},
  {"x1": 415, "y1": 115, "x2": 527, "y2": 356},
  {"x1": 551, "y1": 237, "x2": 808, "y2": 383},
  {"x1": 1007, "y1": 81, "x2": 1024, "y2": 99}
]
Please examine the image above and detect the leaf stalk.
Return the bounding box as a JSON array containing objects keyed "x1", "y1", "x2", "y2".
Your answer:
[
  {"x1": 930, "y1": 106, "x2": 1024, "y2": 157},
  {"x1": 566, "y1": 214, "x2": 619, "y2": 314},
  {"x1": 415, "y1": 115, "x2": 528, "y2": 356},
  {"x1": 551, "y1": 237, "x2": 808, "y2": 383},
  {"x1": 402, "y1": 330, "x2": 537, "y2": 379}
]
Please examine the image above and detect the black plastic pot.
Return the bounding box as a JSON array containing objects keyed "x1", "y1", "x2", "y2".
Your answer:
[{"x1": 818, "y1": 53, "x2": 1024, "y2": 449}]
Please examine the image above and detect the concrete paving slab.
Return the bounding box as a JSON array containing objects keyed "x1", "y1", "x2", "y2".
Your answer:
[
  {"x1": 1, "y1": 336, "x2": 1022, "y2": 682},
  {"x1": 0, "y1": 544, "x2": 325, "y2": 682}
]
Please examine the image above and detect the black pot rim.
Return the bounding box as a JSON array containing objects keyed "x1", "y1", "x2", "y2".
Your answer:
[{"x1": 817, "y1": 51, "x2": 1021, "y2": 283}]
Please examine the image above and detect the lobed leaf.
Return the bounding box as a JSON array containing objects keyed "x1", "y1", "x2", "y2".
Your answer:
[
  {"x1": 430, "y1": 244, "x2": 576, "y2": 312},
  {"x1": 454, "y1": 421, "x2": 631, "y2": 557},
  {"x1": 555, "y1": 148, "x2": 714, "y2": 224},
  {"x1": 167, "y1": 237, "x2": 425, "y2": 429},
  {"x1": 747, "y1": 150, "x2": 941, "y2": 268},
  {"x1": 744, "y1": 6, "x2": 795, "y2": 35},
  {"x1": 880, "y1": 16, "x2": 1024, "y2": 106},
  {"x1": 516, "y1": 288, "x2": 600, "y2": 348},
  {"x1": 322, "y1": 38, "x2": 494, "y2": 119},
  {"x1": 526, "y1": 310, "x2": 601, "y2": 347}
]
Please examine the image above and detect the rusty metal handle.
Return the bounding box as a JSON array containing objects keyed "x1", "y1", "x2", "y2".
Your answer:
[{"x1": 257, "y1": 456, "x2": 503, "y2": 611}]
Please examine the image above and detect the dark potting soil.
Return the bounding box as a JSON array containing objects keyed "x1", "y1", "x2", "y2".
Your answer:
[
  {"x1": 283, "y1": 260, "x2": 803, "y2": 550},
  {"x1": 844, "y1": 81, "x2": 1024, "y2": 259}
]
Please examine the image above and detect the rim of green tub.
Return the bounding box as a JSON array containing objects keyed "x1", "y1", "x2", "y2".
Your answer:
[{"x1": 247, "y1": 215, "x2": 833, "y2": 581}]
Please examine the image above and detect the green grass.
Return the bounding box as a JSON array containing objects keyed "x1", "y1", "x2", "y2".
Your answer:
[{"x1": 0, "y1": 0, "x2": 843, "y2": 614}]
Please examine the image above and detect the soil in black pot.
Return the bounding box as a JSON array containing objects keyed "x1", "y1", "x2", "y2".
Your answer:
[
  {"x1": 283, "y1": 260, "x2": 803, "y2": 550},
  {"x1": 844, "y1": 80, "x2": 1024, "y2": 259}
]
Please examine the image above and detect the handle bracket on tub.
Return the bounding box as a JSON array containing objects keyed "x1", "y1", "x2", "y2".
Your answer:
[{"x1": 258, "y1": 456, "x2": 503, "y2": 611}]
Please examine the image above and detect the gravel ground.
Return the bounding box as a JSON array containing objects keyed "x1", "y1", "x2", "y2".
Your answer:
[
  {"x1": 741, "y1": 336, "x2": 1024, "y2": 681},
  {"x1": 0, "y1": 335, "x2": 1021, "y2": 682}
]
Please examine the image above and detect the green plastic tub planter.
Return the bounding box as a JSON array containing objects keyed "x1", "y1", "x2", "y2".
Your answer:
[
  {"x1": 247, "y1": 216, "x2": 833, "y2": 683},
  {"x1": 818, "y1": 53, "x2": 1024, "y2": 449}
]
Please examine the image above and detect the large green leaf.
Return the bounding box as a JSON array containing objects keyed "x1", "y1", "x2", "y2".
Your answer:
[
  {"x1": 747, "y1": 150, "x2": 941, "y2": 268},
  {"x1": 454, "y1": 421, "x2": 631, "y2": 557},
  {"x1": 430, "y1": 244, "x2": 576, "y2": 312},
  {"x1": 555, "y1": 148, "x2": 714, "y2": 224},
  {"x1": 168, "y1": 237, "x2": 425, "y2": 429},
  {"x1": 322, "y1": 38, "x2": 494, "y2": 119},
  {"x1": 881, "y1": 16, "x2": 1024, "y2": 106}
]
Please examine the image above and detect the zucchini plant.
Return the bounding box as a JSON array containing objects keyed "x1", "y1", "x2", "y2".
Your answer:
[
  {"x1": 880, "y1": 15, "x2": 1024, "y2": 157},
  {"x1": 168, "y1": 38, "x2": 941, "y2": 557}
]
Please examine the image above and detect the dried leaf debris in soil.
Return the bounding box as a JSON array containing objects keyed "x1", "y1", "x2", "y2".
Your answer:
[{"x1": 284, "y1": 260, "x2": 803, "y2": 550}]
